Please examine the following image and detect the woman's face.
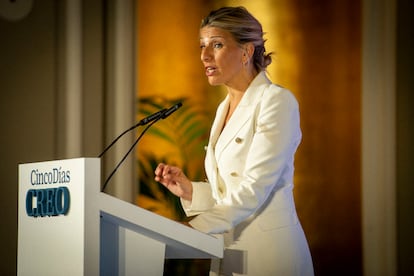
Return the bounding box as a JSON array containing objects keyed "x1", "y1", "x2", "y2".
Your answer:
[{"x1": 200, "y1": 26, "x2": 245, "y2": 88}]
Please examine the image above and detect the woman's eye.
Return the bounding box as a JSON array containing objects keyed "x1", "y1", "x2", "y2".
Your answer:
[{"x1": 214, "y1": 43, "x2": 223, "y2": 49}]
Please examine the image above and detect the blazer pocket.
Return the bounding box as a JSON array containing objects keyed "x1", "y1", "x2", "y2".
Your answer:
[{"x1": 257, "y1": 209, "x2": 298, "y2": 232}]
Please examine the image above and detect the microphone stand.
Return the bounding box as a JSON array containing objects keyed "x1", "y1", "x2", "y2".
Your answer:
[
  {"x1": 100, "y1": 102, "x2": 182, "y2": 192},
  {"x1": 101, "y1": 118, "x2": 159, "y2": 192},
  {"x1": 98, "y1": 109, "x2": 167, "y2": 158}
]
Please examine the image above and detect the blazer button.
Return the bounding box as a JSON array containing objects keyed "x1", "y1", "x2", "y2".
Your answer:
[
  {"x1": 230, "y1": 172, "x2": 238, "y2": 177},
  {"x1": 235, "y1": 137, "x2": 243, "y2": 144}
]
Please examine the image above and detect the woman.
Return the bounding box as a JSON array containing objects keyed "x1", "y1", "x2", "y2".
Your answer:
[{"x1": 155, "y1": 6, "x2": 314, "y2": 276}]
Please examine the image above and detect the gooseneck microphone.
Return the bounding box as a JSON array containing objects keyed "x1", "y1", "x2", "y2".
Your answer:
[
  {"x1": 161, "y1": 102, "x2": 182, "y2": 119},
  {"x1": 98, "y1": 108, "x2": 167, "y2": 158},
  {"x1": 101, "y1": 102, "x2": 183, "y2": 192}
]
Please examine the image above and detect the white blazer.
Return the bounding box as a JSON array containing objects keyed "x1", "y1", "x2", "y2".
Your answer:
[{"x1": 182, "y1": 72, "x2": 314, "y2": 275}]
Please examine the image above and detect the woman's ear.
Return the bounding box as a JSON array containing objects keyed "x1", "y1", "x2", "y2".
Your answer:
[
  {"x1": 242, "y1": 43, "x2": 255, "y2": 65},
  {"x1": 244, "y1": 43, "x2": 255, "y2": 59}
]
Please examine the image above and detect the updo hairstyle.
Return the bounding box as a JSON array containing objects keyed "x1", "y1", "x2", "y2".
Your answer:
[{"x1": 201, "y1": 6, "x2": 272, "y2": 71}]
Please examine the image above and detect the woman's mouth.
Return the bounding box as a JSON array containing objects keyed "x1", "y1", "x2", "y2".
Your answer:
[{"x1": 205, "y1": 66, "x2": 217, "y2": 76}]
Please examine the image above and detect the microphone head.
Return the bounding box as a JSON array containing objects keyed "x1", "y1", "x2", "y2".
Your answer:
[
  {"x1": 161, "y1": 102, "x2": 183, "y2": 119},
  {"x1": 140, "y1": 108, "x2": 167, "y2": 125}
]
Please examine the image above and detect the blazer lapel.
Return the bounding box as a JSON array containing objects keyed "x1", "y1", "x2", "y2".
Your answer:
[
  {"x1": 204, "y1": 96, "x2": 228, "y2": 199},
  {"x1": 214, "y1": 72, "x2": 270, "y2": 161},
  {"x1": 214, "y1": 102, "x2": 253, "y2": 161},
  {"x1": 209, "y1": 95, "x2": 229, "y2": 149}
]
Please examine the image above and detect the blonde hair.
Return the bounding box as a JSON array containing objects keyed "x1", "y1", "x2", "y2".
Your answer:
[{"x1": 201, "y1": 6, "x2": 272, "y2": 71}]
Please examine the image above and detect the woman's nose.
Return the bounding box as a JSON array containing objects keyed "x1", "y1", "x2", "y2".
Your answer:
[{"x1": 201, "y1": 47, "x2": 212, "y2": 62}]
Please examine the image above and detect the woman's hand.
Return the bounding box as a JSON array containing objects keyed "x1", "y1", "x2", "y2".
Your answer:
[{"x1": 154, "y1": 163, "x2": 193, "y2": 201}]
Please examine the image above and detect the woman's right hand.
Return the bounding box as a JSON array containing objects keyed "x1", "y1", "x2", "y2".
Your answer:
[{"x1": 154, "y1": 163, "x2": 193, "y2": 201}]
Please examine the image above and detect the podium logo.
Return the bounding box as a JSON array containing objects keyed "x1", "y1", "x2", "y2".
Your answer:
[
  {"x1": 25, "y1": 167, "x2": 71, "y2": 217},
  {"x1": 26, "y1": 187, "x2": 70, "y2": 217},
  {"x1": 30, "y1": 167, "x2": 70, "y2": 185}
]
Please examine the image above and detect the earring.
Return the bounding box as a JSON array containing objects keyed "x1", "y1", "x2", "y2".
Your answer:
[{"x1": 243, "y1": 54, "x2": 248, "y2": 65}]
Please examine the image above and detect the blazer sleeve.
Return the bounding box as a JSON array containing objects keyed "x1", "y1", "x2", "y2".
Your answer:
[
  {"x1": 188, "y1": 86, "x2": 302, "y2": 234},
  {"x1": 180, "y1": 181, "x2": 216, "y2": 216}
]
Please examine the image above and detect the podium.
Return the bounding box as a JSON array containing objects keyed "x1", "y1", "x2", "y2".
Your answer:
[{"x1": 17, "y1": 158, "x2": 223, "y2": 275}]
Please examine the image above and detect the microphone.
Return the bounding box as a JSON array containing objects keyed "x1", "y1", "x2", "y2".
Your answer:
[
  {"x1": 101, "y1": 102, "x2": 183, "y2": 192},
  {"x1": 140, "y1": 108, "x2": 168, "y2": 125},
  {"x1": 161, "y1": 102, "x2": 183, "y2": 119},
  {"x1": 98, "y1": 108, "x2": 167, "y2": 158}
]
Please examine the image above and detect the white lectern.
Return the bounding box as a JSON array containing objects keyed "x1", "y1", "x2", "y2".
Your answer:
[{"x1": 18, "y1": 158, "x2": 223, "y2": 276}]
